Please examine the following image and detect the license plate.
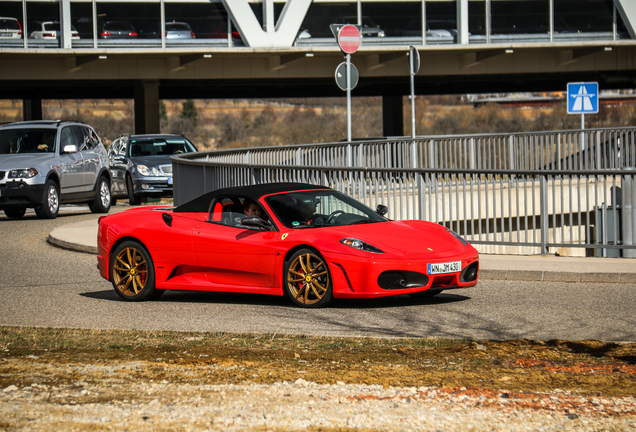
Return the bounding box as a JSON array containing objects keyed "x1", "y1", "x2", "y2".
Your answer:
[
  {"x1": 168, "y1": 177, "x2": 173, "y2": 185},
  {"x1": 427, "y1": 261, "x2": 461, "y2": 275}
]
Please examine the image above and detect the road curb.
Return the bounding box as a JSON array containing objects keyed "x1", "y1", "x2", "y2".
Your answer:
[
  {"x1": 47, "y1": 234, "x2": 98, "y2": 255},
  {"x1": 479, "y1": 269, "x2": 633, "y2": 284}
]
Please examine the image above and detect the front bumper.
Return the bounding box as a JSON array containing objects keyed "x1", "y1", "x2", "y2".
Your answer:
[
  {"x1": 0, "y1": 181, "x2": 45, "y2": 210},
  {"x1": 133, "y1": 176, "x2": 174, "y2": 197},
  {"x1": 326, "y1": 251, "x2": 479, "y2": 299}
]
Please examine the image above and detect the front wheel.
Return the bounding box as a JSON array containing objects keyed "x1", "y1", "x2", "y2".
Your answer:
[
  {"x1": 127, "y1": 176, "x2": 140, "y2": 206},
  {"x1": 35, "y1": 180, "x2": 59, "y2": 219},
  {"x1": 89, "y1": 176, "x2": 111, "y2": 213},
  {"x1": 284, "y1": 248, "x2": 332, "y2": 308},
  {"x1": 110, "y1": 241, "x2": 160, "y2": 301}
]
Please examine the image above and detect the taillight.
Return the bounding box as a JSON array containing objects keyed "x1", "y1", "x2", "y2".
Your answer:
[
  {"x1": 101, "y1": 31, "x2": 112, "y2": 36},
  {"x1": 191, "y1": 32, "x2": 196, "y2": 38},
  {"x1": 129, "y1": 31, "x2": 137, "y2": 37},
  {"x1": 43, "y1": 32, "x2": 56, "y2": 38}
]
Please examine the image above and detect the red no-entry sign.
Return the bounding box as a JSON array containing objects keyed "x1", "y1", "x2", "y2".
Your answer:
[{"x1": 337, "y1": 24, "x2": 361, "y2": 54}]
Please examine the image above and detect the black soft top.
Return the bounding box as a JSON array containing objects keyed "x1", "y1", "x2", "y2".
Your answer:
[{"x1": 173, "y1": 182, "x2": 331, "y2": 213}]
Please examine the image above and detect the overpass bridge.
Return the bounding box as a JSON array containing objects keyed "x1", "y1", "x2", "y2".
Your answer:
[{"x1": 1, "y1": 0, "x2": 636, "y2": 137}]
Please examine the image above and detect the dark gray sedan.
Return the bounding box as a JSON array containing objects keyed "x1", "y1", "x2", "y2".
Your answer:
[
  {"x1": 99, "y1": 21, "x2": 137, "y2": 39},
  {"x1": 108, "y1": 134, "x2": 197, "y2": 205}
]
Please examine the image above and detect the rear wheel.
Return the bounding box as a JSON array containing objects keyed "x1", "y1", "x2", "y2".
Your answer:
[
  {"x1": 110, "y1": 241, "x2": 160, "y2": 301},
  {"x1": 127, "y1": 176, "x2": 140, "y2": 206},
  {"x1": 35, "y1": 180, "x2": 59, "y2": 219},
  {"x1": 284, "y1": 248, "x2": 332, "y2": 308},
  {"x1": 4, "y1": 208, "x2": 26, "y2": 219},
  {"x1": 89, "y1": 176, "x2": 111, "y2": 213}
]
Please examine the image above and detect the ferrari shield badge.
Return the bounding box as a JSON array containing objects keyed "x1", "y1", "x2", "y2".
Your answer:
[{"x1": 281, "y1": 233, "x2": 289, "y2": 240}]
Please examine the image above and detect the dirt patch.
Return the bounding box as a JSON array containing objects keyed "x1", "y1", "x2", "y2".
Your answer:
[{"x1": 2, "y1": 327, "x2": 635, "y2": 398}]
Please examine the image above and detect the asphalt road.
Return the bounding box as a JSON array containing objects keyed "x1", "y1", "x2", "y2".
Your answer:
[{"x1": 1, "y1": 207, "x2": 635, "y2": 342}]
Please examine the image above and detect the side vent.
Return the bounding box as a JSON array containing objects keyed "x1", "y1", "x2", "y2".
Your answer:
[{"x1": 162, "y1": 213, "x2": 173, "y2": 227}]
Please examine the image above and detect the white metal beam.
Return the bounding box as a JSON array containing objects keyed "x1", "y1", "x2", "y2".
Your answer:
[
  {"x1": 221, "y1": 0, "x2": 312, "y2": 48},
  {"x1": 615, "y1": 0, "x2": 636, "y2": 39}
]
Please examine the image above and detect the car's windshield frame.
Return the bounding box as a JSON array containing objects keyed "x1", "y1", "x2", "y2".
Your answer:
[
  {"x1": 127, "y1": 137, "x2": 197, "y2": 157},
  {"x1": 265, "y1": 189, "x2": 387, "y2": 229},
  {"x1": 0, "y1": 128, "x2": 57, "y2": 155}
]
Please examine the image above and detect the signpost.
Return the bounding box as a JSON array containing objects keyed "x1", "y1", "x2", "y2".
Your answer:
[
  {"x1": 567, "y1": 82, "x2": 599, "y2": 149},
  {"x1": 567, "y1": 82, "x2": 599, "y2": 129},
  {"x1": 333, "y1": 24, "x2": 361, "y2": 142},
  {"x1": 335, "y1": 62, "x2": 359, "y2": 91},
  {"x1": 408, "y1": 46, "x2": 420, "y2": 140}
]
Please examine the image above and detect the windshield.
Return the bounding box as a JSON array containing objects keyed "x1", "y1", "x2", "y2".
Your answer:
[
  {"x1": 104, "y1": 22, "x2": 134, "y2": 31},
  {"x1": 166, "y1": 23, "x2": 191, "y2": 32},
  {"x1": 0, "y1": 19, "x2": 20, "y2": 30},
  {"x1": 266, "y1": 189, "x2": 387, "y2": 229},
  {"x1": 128, "y1": 137, "x2": 197, "y2": 157},
  {"x1": 0, "y1": 128, "x2": 57, "y2": 154}
]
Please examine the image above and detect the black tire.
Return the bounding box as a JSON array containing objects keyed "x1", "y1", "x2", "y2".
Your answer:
[
  {"x1": 284, "y1": 248, "x2": 333, "y2": 308},
  {"x1": 35, "y1": 180, "x2": 59, "y2": 219},
  {"x1": 4, "y1": 208, "x2": 27, "y2": 219},
  {"x1": 127, "y1": 176, "x2": 140, "y2": 206},
  {"x1": 89, "y1": 176, "x2": 111, "y2": 213},
  {"x1": 110, "y1": 240, "x2": 159, "y2": 301}
]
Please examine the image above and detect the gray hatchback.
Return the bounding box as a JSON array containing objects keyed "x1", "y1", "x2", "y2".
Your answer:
[
  {"x1": 108, "y1": 134, "x2": 197, "y2": 205},
  {"x1": 0, "y1": 120, "x2": 111, "y2": 219}
]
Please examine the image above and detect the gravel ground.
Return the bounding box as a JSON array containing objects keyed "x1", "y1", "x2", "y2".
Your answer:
[{"x1": 2, "y1": 362, "x2": 635, "y2": 432}]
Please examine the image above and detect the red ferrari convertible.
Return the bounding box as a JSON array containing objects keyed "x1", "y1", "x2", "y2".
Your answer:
[{"x1": 97, "y1": 183, "x2": 479, "y2": 307}]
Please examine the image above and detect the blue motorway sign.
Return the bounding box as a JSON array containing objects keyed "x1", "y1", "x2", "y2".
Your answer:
[{"x1": 567, "y1": 82, "x2": 599, "y2": 114}]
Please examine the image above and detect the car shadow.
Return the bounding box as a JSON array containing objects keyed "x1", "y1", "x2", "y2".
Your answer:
[{"x1": 80, "y1": 289, "x2": 470, "y2": 309}]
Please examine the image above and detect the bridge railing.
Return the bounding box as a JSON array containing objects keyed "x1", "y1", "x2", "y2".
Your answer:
[{"x1": 173, "y1": 127, "x2": 636, "y2": 257}]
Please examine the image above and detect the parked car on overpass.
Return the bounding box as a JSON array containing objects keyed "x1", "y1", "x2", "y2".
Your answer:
[
  {"x1": 0, "y1": 17, "x2": 23, "y2": 39},
  {"x1": 99, "y1": 21, "x2": 137, "y2": 39},
  {"x1": 139, "y1": 21, "x2": 195, "y2": 39},
  {"x1": 336, "y1": 16, "x2": 385, "y2": 37},
  {"x1": 29, "y1": 21, "x2": 80, "y2": 40}
]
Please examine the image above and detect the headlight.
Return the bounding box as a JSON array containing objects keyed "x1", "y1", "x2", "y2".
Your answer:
[
  {"x1": 340, "y1": 238, "x2": 384, "y2": 254},
  {"x1": 9, "y1": 168, "x2": 38, "y2": 179},
  {"x1": 446, "y1": 228, "x2": 468, "y2": 245},
  {"x1": 136, "y1": 165, "x2": 150, "y2": 176}
]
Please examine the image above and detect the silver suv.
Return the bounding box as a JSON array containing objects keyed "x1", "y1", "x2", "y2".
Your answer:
[{"x1": 0, "y1": 120, "x2": 111, "y2": 219}]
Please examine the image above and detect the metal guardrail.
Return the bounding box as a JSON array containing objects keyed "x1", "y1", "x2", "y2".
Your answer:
[{"x1": 173, "y1": 127, "x2": 636, "y2": 257}]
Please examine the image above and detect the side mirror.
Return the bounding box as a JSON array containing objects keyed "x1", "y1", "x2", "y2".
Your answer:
[
  {"x1": 376, "y1": 204, "x2": 388, "y2": 217},
  {"x1": 112, "y1": 155, "x2": 126, "y2": 163},
  {"x1": 241, "y1": 217, "x2": 273, "y2": 231},
  {"x1": 63, "y1": 144, "x2": 78, "y2": 154}
]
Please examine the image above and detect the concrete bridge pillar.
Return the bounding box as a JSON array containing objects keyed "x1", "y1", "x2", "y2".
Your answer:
[
  {"x1": 22, "y1": 99, "x2": 42, "y2": 121},
  {"x1": 382, "y1": 95, "x2": 404, "y2": 137},
  {"x1": 134, "y1": 80, "x2": 160, "y2": 134}
]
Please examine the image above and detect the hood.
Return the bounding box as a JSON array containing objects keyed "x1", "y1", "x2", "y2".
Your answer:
[
  {"x1": 0, "y1": 153, "x2": 56, "y2": 171},
  {"x1": 317, "y1": 220, "x2": 469, "y2": 258},
  {"x1": 130, "y1": 155, "x2": 173, "y2": 168}
]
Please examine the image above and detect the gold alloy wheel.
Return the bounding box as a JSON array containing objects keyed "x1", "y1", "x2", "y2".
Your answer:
[
  {"x1": 286, "y1": 252, "x2": 330, "y2": 305},
  {"x1": 112, "y1": 246, "x2": 149, "y2": 297}
]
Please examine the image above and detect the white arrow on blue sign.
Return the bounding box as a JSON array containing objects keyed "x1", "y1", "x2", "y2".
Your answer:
[{"x1": 567, "y1": 82, "x2": 599, "y2": 114}]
